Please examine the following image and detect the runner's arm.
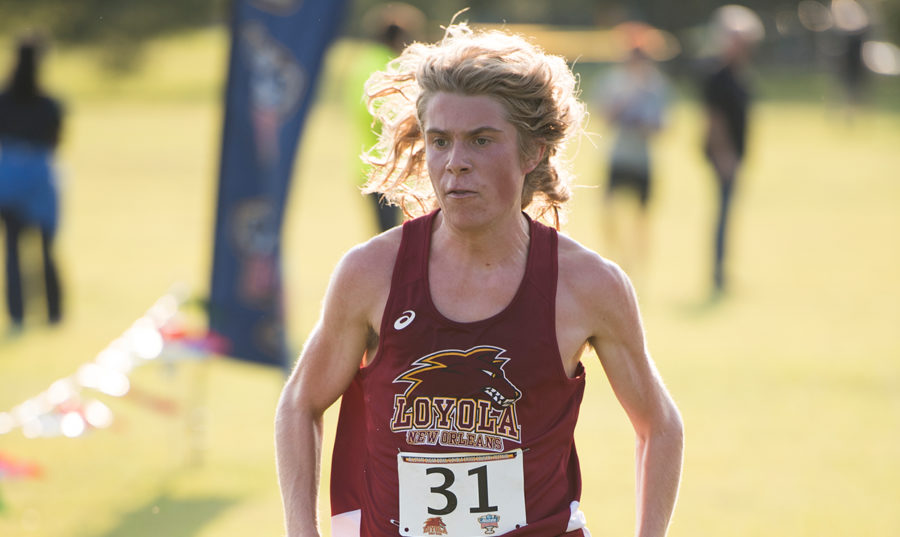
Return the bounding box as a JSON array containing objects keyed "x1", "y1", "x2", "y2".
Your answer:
[
  {"x1": 587, "y1": 262, "x2": 684, "y2": 537},
  {"x1": 275, "y1": 245, "x2": 378, "y2": 537}
]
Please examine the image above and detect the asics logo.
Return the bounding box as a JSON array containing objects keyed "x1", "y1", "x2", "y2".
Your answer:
[{"x1": 394, "y1": 310, "x2": 416, "y2": 330}]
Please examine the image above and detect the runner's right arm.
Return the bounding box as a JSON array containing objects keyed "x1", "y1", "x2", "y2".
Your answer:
[{"x1": 275, "y1": 241, "x2": 385, "y2": 537}]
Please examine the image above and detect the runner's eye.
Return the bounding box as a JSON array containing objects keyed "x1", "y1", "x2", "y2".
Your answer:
[{"x1": 481, "y1": 369, "x2": 496, "y2": 378}]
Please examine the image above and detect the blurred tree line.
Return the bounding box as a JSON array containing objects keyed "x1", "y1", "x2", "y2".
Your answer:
[
  {"x1": 0, "y1": 0, "x2": 228, "y2": 68},
  {"x1": 0, "y1": 0, "x2": 897, "y2": 68}
]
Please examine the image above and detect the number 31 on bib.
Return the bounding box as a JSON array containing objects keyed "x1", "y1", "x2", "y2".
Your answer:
[{"x1": 397, "y1": 450, "x2": 527, "y2": 536}]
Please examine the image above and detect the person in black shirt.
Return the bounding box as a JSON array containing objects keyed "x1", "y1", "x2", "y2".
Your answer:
[
  {"x1": 701, "y1": 6, "x2": 764, "y2": 295},
  {"x1": 0, "y1": 34, "x2": 64, "y2": 331}
]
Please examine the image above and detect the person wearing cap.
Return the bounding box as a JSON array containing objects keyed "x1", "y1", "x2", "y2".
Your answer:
[{"x1": 701, "y1": 5, "x2": 765, "y2": 295}]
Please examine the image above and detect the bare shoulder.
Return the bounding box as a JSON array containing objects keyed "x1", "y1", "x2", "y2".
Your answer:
[
  {"x1": 325, "y1": 226, "x2": 403, "y2": 327},
  {"x1": 557, "y1": 233, "x2": 633, "y2": 306},
  {"x1": 337, "y1": 227, "x2": 402, "y2": 283},
  {"x1": 556, "y1": 233, "x2": 641, "y2": 347}
]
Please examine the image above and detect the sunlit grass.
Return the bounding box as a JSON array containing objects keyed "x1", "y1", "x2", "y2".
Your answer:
[{"x1": 0, "y1": 26, "x2": 898, "y2": 537}]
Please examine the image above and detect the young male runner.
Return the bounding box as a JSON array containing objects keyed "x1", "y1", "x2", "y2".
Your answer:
[{"x1": 276, "y1": 22, "x2": 683, "y2": 537}]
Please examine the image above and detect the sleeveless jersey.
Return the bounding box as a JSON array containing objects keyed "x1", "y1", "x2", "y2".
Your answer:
[{"x1": 331, "y1": 210, "x2": 588, "y2": 537}]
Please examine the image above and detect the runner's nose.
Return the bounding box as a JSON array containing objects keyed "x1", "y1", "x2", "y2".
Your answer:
[{"x1": 446, "y1": 145, "x2": 471, "y2": 175}]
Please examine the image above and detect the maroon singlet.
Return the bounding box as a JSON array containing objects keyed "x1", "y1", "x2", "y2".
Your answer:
[{"x1": 331, "y1": 210, "x2": 588, "y2": 537}]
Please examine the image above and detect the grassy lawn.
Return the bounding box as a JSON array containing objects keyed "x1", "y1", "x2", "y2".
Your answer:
[{"x1": 1, "y1": 27, "x2": 898, "y2": 537}]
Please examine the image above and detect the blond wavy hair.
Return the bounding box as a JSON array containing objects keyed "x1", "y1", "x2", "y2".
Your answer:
[{"x1": 361, "y1": 22, "x2": 586, "y2": 227}]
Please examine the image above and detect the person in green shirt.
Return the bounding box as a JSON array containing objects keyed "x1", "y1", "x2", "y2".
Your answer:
[{"x1": 347, "y1": 3, "x2": 425, "y2": 233}]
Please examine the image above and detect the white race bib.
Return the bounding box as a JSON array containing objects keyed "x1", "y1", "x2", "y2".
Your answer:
[{"x1": 397, "y1": 450, "x2": 526, "y2": 536}]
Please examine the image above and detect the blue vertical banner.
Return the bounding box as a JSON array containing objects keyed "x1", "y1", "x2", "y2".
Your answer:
[{"x1": 210, "y1": 0, "x2": 347, "y2": 367}]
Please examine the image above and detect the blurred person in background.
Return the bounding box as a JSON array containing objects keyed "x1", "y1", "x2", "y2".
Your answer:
[
  {"x1": 0, "y1": 33, "x2": 64, "y2": 333},
  {"x1": 700, "y1": 5, "x2": 764, "y2": 297},
  {"x1": 276, "y1": 21, "x2": 683, "y2": 537},
  {"x1": 347, "y1": 2, "x2": 425, "y2": 234},
  {"x1": 831, "y1": 0, "x2": 872, "y2": 121},
  {"x1": 593, "y1": 24, "x2": 670, "y2": 287}
]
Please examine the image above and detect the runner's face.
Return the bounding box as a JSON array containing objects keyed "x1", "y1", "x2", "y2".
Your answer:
[{"x1": 423, "y1": 92, "x2": 537, "y2": 230}]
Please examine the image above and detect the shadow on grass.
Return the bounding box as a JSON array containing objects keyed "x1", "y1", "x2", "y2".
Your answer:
[{"x1": 85, "y1": 492, "x2": 241, "y2": 537}]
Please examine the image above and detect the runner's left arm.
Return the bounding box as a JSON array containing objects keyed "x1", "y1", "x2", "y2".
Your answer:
[{"x1": 587, "y1": 261, "x2": 684, "y2": 537}]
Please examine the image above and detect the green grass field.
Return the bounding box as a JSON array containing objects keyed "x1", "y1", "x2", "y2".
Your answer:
[{"x1": 1, "y1": 28, "x2": 898, "y2": 537}]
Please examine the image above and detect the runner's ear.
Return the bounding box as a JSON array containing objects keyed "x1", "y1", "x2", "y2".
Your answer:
[{"x1": 522, "y1": 143, "x2": 546, "y2": 174}]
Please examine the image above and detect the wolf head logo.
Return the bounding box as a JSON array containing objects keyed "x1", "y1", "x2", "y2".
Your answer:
[{"x1": 395, "y1": 346, "x2": 522, "y2": 409}]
